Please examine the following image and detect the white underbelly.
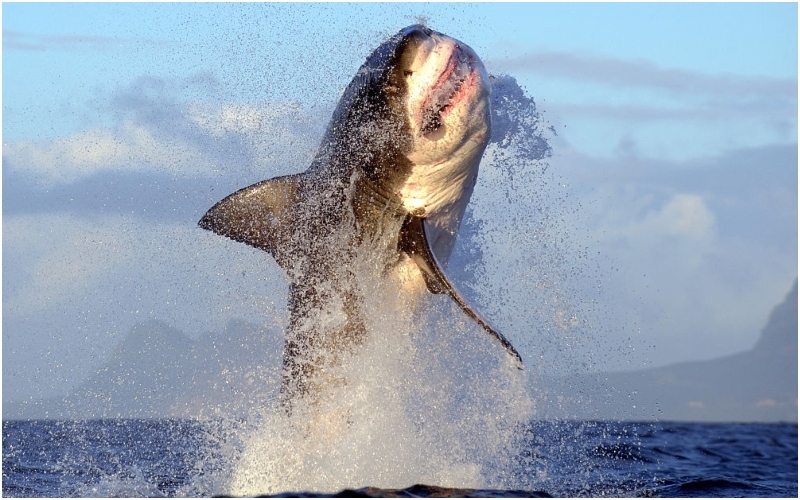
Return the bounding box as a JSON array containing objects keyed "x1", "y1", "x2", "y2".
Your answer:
[
  {"x1": 399, "y1": 156, "x2": 478, "y2": 217},
  {"x1": 398, "y1": 156, "x2": 479, "y2": 266}
]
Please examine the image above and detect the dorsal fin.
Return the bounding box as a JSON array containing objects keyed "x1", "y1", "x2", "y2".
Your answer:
[{"x1": 198, "y1": 173, "x2": 302, "y2": 268}]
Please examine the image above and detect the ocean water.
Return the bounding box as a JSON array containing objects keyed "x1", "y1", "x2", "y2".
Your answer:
[{"x1": 3, "y1": 418, "x2": 796, "y2": 497}]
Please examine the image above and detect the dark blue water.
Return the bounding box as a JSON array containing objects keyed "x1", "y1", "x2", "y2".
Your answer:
[{"x1": 3, "y1": 419, "x2": 796, "y2": 497}]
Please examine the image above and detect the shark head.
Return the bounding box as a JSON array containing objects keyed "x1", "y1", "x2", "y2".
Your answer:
[
  {"x1": 324, "y1": 25, "x2": 492, "y2": 221},
  {"x1": 386, "y1": 25, "x2": 492, "y2": 162}
]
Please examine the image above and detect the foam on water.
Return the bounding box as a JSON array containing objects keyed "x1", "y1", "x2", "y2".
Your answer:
[
  {"x1": 74, "y1": 466, "x2": 166, "y2": 498},
  {"x1": 222, "y1": 265, "x2": 533, "y2": 495}
]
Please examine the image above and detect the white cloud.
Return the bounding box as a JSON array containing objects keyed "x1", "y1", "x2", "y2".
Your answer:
[
  {"x1": 3, "y1": 122, "x2": 215, "y2": 185},
  {"x1": 2, "y1": 101, "x2": 323, "y2": 186},
  {"x1": 657, "y1": 194, "x2": 715, "y2": 239},
  {"x1": 4, "y1": 212, "x2": 285, "y2": 327},
  {"x1": 551, "y1": 148, "x2": 796, "y2": 368},
  {"x1": 491, "y1": 51, "x2": 797, "y2": 161},
  {"x1": 2, "y1": 30, "x2": 169, "y2": 52},
  {"x1": 616, "y1": 192, "x2": 716, "y2": 242},
  {"x1": 186, "y1": 101, "x2": 323, "y2": 170},
  {"x1": 189, "y1": 102, "x2": 299, "y2": 137},
  {"x1": 492, "y1": 50, "x2": 797, "y2": 101}
]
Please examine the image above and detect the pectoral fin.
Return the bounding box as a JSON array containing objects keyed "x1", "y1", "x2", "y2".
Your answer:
[
  {"x1": 398, "y1": 214, "x2": 523, "y2": 368},
  {"x1": 198, "y1": 173, "x2": 302, "y2": 269}
]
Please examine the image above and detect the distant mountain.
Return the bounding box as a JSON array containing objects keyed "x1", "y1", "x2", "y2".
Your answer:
[
  {"x1": 538, "y1": 280, "x2": 798, "y2": 422},
  {"x1": 6, "y1": 281, "x2": 796, "y2": 422},
  {"x1": 4, "y1": 319, "x2": 284, "y2": 420}
]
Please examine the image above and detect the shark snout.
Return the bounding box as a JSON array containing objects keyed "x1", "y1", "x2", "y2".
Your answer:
[{"x1": 400, "y1": 24, "x2": 436, "y2": 41}]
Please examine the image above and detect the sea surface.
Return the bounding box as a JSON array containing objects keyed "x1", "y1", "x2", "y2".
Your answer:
[{"x1": 2, "y1": 419, "x2": 796, "y2": 497}]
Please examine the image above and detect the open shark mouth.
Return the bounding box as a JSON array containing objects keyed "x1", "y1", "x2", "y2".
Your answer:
[{"x1": 419, "y1": 45, "x2": 474, "y2": 136}]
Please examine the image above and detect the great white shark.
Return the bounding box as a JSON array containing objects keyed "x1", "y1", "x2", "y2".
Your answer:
[{"x1": 199, "y1": 25, "x2": 522, "y2": 404}]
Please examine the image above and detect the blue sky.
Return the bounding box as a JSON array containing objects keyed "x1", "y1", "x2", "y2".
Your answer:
[
  {"x1": 3, "y1": 3, "x2": 798, "y2": 404},
  {"x1": 4, "y1": 2, "x2": 796, "y2": 149}
]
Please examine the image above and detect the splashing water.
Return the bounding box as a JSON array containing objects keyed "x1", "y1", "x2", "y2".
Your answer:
[
  {"x1": 199, "y1": 74, "x2": 557, "y2": 496},
  {"x1": 224, "y1": 280, "x2": 532, "y2": 494}
]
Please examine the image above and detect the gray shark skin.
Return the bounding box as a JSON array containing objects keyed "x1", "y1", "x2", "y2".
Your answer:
[{"x1": 199, "y1": 25, "x2": 522, "y2": 405}]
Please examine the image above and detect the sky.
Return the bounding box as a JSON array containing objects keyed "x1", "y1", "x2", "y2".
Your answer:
[{"x1": 2, "y1": 2, "x2": 798, "y2": 404}]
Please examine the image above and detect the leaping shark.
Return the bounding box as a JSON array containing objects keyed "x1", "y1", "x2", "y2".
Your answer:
[{"x1": 199, "y1": 25, "x2": 522, "y2": 404}]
